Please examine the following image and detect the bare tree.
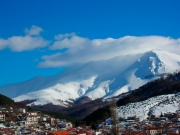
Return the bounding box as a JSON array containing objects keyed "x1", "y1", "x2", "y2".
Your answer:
[{"x1": 110, "y1": 99, "x2": 119, "y2": 135}]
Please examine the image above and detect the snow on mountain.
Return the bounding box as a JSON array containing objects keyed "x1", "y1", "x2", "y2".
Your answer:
[
  {"x1": 117, "y1": 93, "x2": 180, "y2": 121},
  {"x1": 13, "y1": 76, "x2": 97, "y2": 106},
  {"x1": 0, "y1": 50, "x2": 180, "y2": 106}
]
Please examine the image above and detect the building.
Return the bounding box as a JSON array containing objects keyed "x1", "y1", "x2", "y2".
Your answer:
[
  {"x1": 18, "y1": 108, "x2": 26, "y2": 113},
  {"x1": 57, "y1": 122, "x2": 73, "y2": 129},
  {"x1": 0, "y1": 113, "x2": 5, "y2": 122},
  {"x1": 51, "y1": 130, "x2": 71, "y2": 135},
  {"x1": 25, "y1": 115, "x2": 38, "y2": 126},
  {"x1": 145, "y1": 127, "x2": 163, "y2": 135}
]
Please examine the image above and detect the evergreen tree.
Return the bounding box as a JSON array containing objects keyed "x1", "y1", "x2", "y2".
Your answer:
[{"x1": 90, "y1": 122, "x2": 96, "y2": 130}]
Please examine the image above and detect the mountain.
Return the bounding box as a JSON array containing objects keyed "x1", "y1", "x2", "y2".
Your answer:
[
  {"x1": 83, "y1": 71, "x2": 180, "y2": 124},
  {"x1": 0, "y1": 50, "x2": 180, "y2": 107}
]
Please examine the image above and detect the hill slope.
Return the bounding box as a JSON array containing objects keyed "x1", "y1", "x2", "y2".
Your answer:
[{"x1": 0, "y1": 94, "x2": 14, "y2": 105}]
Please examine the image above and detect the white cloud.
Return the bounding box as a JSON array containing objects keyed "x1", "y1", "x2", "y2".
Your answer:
[
  {"x1": 25, "y1": 25, "x2": 43, "y2": 36},
  {"x1": 50, "y1": 34, "x2": 89, "y2": 50},
  {"x1": 1, "y1": 27, "x2": 180, "y2": 67},
  {"x1": 8, "y1": 36, "x2": 48, "y2": 52},
  {"x1": 0, "y1": 26, "x2": 49, "y2": 52},
  {"x1": 38, "y1": 34, "x2": 180, "y2": 68},
  {"x1": 54, "y1": 32, "x2": 76, "y2": 40},
  {"x1": 0, "y1": 38, "x2": 9, "y2": 50}
]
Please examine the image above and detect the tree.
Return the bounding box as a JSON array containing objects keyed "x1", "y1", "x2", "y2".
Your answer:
[
  {"x1": 90, "y1": 122, "x2": 97, "y2": 130},
  {"x1": 109, "y1": 99, "x2": 119, "y2": 135}
]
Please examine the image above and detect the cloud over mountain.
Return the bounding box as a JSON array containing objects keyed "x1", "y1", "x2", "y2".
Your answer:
[
  {"x1": 1, "y1": 50, "x2": 179, "y2": 107},
  {"x1": 39, "y1": 34, "x2": 180, "y2": 67},
  {"x1": 0, "y1": 26, "x2": 180, "y2": 67}
]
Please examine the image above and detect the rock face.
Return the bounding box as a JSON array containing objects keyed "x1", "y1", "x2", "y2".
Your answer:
[{"x1": 0, "y1": 50, "x2": 180, "y2": 107}]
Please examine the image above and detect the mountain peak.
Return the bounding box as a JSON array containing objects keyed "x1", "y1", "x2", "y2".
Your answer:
[
  {"x1": 145, "y1": 49, "x2": 169, "y2": 56},
  {"x1": 0, "y1": 50, "x2": 180, "y2": 106},
  {"x1": 134, "y1": 50, "x2": 180, "y2": 78}
]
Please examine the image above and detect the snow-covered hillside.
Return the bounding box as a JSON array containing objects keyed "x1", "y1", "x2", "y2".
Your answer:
[
  {"x1": 0, "y1": 50, "x2": 180, "y2": 106},
  {"x1": 117, "y1": 93, "x2": 180, "y2": 121}
]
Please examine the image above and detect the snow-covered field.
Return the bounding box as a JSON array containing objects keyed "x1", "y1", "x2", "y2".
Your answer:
[{"x1": 117, "y1": 94, "x2": 180, "y2": 121}]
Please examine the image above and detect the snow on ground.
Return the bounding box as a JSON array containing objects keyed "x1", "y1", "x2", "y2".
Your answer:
[
  {"x1": 117, "y1": 94, "x2": 180, "y2": 121},
  {"x1": 150, "y1": 94, "x2": 180, "y2": 116},
  {"x1": 0, "y1": 123, "x2": 6, "y2": 128}
]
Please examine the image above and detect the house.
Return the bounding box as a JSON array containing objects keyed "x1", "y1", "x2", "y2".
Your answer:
[
  {"x1": 51, "y1": 117, "x2": 56, "y2": 126},
  {"x1": 39, "y1": 121, "x2": 51, "y2": 128},
  {"x1": 145, "y1": 127, "x2": 163, "y2": 135},
  {"x1": 176, "y1": 110, "x2": 180, "y2": 114},
  {"x1": 159, "y1": 117, "x2": 169, "y2": 121},
  {"x1": 127, "y1": 115, "x2": 137, "y2": 120},
  {"x1": 151, "y1": 121, "x2": 162, "y2": 128},
  {"x1": 168, "y1": 128, "x2": 180, "y2": 134},
  {"x1": 51, "y1": 130, "x2": 71, "y2": 135},
  {"x1": 27, "y1": 111, "x2": 37, "y2": 116},
  {"x1": 25, "y1": 115, "x2": 38, "y2": 126},
  {"x1": 105, "y1": 118, "x2": 113, "y2": 125},
  {"x1": 18, "y1": 121, "x2": 26, "y2": 127},
  {"x1": 67, "y1": 128, "x2": 88, "y2": 135},
  {"x1": 0, "y1": 113, "x2": 5, "y2": 122},
  {"x1": 57, "y1": 122, "x2": 72, "y2": 129},
  {"x1": 123, "y1": 132, "x2": 146, "y2": 135},
  {"x1": 164, "y1": 113, "x2": 177, "y2": 120},
  {"x1": 76, "y1": 130, "x2": 87, "y2": 135},
  {"x1": 0, "y1": 108, "x2": 8, "y2": 113},
  {"x1": 18, "y1": 108, "x2": 26, "y2": 114},
  {"x1": 39, "y1": 115, "x2": 54, "y2": 122},
  {"x1": 9, "y1": 107, "x2": 13, "y2": 113},
  {"x1": 149, "y1": 115, "x2": 156, "y2": 120}
]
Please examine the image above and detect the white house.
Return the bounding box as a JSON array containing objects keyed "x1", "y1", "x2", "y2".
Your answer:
[
  {"x1": 0, "y1": 113, "x2": 5, "y2": 122},
  {"x1": 26, "y1": 116, "x2": 38, "y2": 126},
  {"x1": 18, "y1": 108, "x2": 26, "y2": 113}
]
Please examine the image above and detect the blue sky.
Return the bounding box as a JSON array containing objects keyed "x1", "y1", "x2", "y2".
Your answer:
[{"x1": 0, "y1": 0, "x2": 180, "y2": 86}]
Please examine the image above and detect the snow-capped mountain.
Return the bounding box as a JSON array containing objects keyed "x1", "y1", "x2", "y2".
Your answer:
[
  {"x1": 117, "y1": 93, "x2": 180, "y2": 121},
  {"x1": 0, "y1": 50, "x2": 180, "y2": 106}
]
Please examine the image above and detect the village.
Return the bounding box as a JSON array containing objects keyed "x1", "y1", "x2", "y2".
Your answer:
[{"x1": 1, "y1": 105, "x2": 180, "y2": 135}]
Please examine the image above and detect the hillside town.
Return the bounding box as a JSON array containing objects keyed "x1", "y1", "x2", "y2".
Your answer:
[
  {"x1": 1, "y1": 105, "x2": 180, "y2": 135},
  {"x1": 0, "y1": 106, "x2": 72, "y2": 134}
]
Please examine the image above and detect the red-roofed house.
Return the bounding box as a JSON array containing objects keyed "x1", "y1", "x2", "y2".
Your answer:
[{"x1": 51, "y1": 130, "x2": 71, "y2": 135}]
